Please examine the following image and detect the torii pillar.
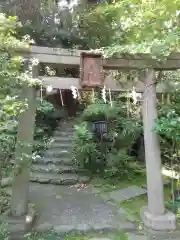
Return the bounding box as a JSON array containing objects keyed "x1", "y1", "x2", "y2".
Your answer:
[
  {"x1": 11, "y1": 63, "x2": 38, "y2": 217},
  {"x1": 140, "y1": 69, "x2": 176, "y2": 230}
]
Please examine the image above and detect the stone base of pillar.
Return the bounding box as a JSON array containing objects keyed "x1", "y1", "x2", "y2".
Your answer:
[{"x1": 140, "y1": 206, "x2": 176, "y2": 231}]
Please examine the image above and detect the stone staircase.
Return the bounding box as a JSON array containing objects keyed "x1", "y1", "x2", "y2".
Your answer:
[{"x1": 30, "y1": 121, "x2": 90, "y2": 185}]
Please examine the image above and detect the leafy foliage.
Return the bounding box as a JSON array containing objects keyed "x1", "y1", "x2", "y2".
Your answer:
[
  {"x1": 0, "y1": 14, "x2": 48, "y2": 178},
  {"x1": 82, "y1": 100, "x2": 118, "y2": 121},
  {"x1": 72, "y1": 122, "x2": 98, "y2": 169},
  {"x1": 87, "y1": 0, "x2": 180, "y2": 58},
  {"x1": 0, "y1": 222, "x2": 9, "y2": 240},
  {"x1": 105, "y1": 149, "x2": 143, "y2": 179},
  {"x1": 155, "y1": 88, "x2": 180, "y2": 168},
  {"x1": 0, "y1": 189, "x2": 10, "y2": 214},
  {"x1": 73, "y1": 97, "x2": 143, "y2": 178}
]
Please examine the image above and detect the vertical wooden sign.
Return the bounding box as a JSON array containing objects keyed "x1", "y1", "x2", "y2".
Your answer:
[{"x1": 80, "y1": 52, "x2": 103, "y2": 87}]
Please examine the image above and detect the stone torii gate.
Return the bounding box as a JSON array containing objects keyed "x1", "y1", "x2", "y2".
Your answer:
[{"x1": 12, "y1": 46, "x2": 179, "y2": 231}]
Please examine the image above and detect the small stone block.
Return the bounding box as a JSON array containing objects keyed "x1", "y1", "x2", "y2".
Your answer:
[
  {"x1": 118, "y1": 208, "x2": 129, "y2": 215},
  {"x1": 61, "y1": 179, "x2": 77, "y2": 185},
  {"x1": 116, "y1": 221, "x2": 137, "y2": 232},
  {"x1": 127, "y1": 233, "x2": 148, "y2": 240},
  {"x1": 109, "y1": 186, "x2": 147, "y2": 202},
  {"x1": 78, "y1": 175, "x2": 90, "y2": 183},
  {"x1": 51, "y1": 179, "x2": 62, "y2": 185},
  {"x1": 118, "y1": 208, "x2": 135, "y2": 222},
  {"x1": 140, "y1": 206, "x2": 176, "y2": 231},
  {"x1": 75, "y1": 223, "x2": 92, "y2": 233},
  {"x1": 25, "y1": 204, "x2": 37, "y2": 231},
  {"x1": 53, "y1": 225, "x2": 74, "y2": 234},
  {"x1": 1, "y1": 177, "x2": 13, "y2": 187},
  {"x1": 35, "y1": 222, "x2": 53, "y2": 232},
  {"x1": 38, "y1": 178, "x2": 50, "y2": 184},
  {"x1": 92, "y1": 224, "x2": 113, "y2": 233}
]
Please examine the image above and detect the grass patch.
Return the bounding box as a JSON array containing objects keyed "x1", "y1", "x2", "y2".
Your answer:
[
  {"x1": 85, "y1": 231, "x2": 128, "y2": 240},
  {"x1": 120, "y1": 183, "x2": 172, "y2": 220},
  {"x1": 92, "y1": 174, "x2": 147, "y2": 193},
  {"x1": 38, "y1": 231, "x2": 128, "y2": 240}
]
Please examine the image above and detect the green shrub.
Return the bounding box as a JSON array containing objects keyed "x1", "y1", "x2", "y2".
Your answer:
[
  {"x1": 104, "y1": 149, "x2": 144, "y2": 179},
  {"x1": 0, "y1": 189, "x2": 10, "y2": 214},
  {"x1": 166, "y1": 200, "x2": 180, "y2": 214},
  {"x1": 24, "y1": 232, "x2": 44, "y2": 240},
  {"x1": 73, "y1": 99, "x2": 143, "y2": 176},
  {"x1": 0, "y1": 222, "x2": 9, "y2": 240},
  {"x1": 0, "y1": 100, "x2": 55, "y2": 177},
  {"x1": 82, "y1": 101, "x2": 119, "y2": 121},
  {"x1": 72, "y1": 122, "x2": 98, "y2": 170}
]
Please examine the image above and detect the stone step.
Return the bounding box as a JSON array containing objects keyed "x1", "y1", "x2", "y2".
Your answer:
[
  {"x1": 56, "y1": 127, "x2": 74, "y2": 132},
  {"x1": 52, "y1": 136, "x2": 72, "y2": 142},
  {"x1": 50, "y1": 142, "x2": 72, "y2": 148},
  {"x1": 53, "y1": 131, "x2": 73, "y2": 137},
  {"x1": 31, "y1": 164, "x2": 86, "y2": 174},
  {"x1": 32, "y1": 157, "x2": 73, "y2": 166},
  {"x1": 30, "y1": 172, "x2": 90, "y2": 185},
  {"x1": 44, "y1": 149, "x2": 71, "y2": 158}
]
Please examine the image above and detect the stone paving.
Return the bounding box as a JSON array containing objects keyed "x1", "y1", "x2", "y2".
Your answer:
[
  {"x1": 89, "y1": 239, "x2": 112, "y2": 240},
  {"x1": 29, "y1": 183, "x2": 137, "y2": 234},
  {"x1": 4, "y1": 182, "x2": 180, "y2": 239},
  {"x1": 109, "y1": 186, "x2": 147, "y2": 202}
]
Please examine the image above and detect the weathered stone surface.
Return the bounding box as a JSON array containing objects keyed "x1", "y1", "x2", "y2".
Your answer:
[
  {"x1": 109, "y1": 186, "x2": 147, "y2": 202},
  {"x1": 1, "y1": 177, "x2": 13, "y2": 187},
  {"x1": 37, "y1": 178, "x2": 51, "y2": 184},
  {"x1": 118, "y1": 208, "x2": 129, "y2": 215},
  {"x1": 2, "y1": 204, "x2": 36, "y2": 239},
  {"x1": 35, "y1": 222, "x2": 53, "y2": 232},
  {"x1": 25, "y1": 203, "x2": 37, "y2": 231},
  {"x1": 29, "y1": 183, "x2": 133, "y2": 233},
  {"x1": 55, "y1": 132, "x2": 73, "y2": 137},
  {"x1": 75, "y1": 223, "x2": 92, "y2": 233},
  {"x1": 127, "y1": 233, "x2": 148, "y2": 240},
  {"x1": 0, "y1": 214, "x2": 24, "y2": 224},
  {"x1": 117, "y1": 222, "x2": 137, "y2": 232},
  {"x1": 4, "y1": 187, "x2": 12, "y2": 196},
  {"x1": 31, "y1": 177, "x2": 49, "y2": 183},
  {"x1": 143, "y1": 227, "x2": 180, "y2": 239},
  {"x1": 78, "y1": 175, "x2": 90, "y2": 183},
  {"x1": 61, "y1": 179, "x2": 78, "y2": 185},
  {"x1": 53, "y1": 136, "x2": 72, "y2": 142},
  {"x1": 30, "y1": 176, "x2": 39, "y2": 182},
  {"x1": 31, "y1": 164, "x2": 82, "y2": 174},
  {"x1": 118, "y1": 209, "x2": 135, "y2": 222},
  {"x1": 30, "y1": 123, "x2": 90, "y2": 186},
  {"x1": 45, "y1": 149, "x2": 71, "y2": 158},
  {"x1": 53, "y1": 225, "x2": 74, "y2": 234},
  {"x1": 50, "y1": 142, "x2": 72, "y2": 148},
  {"x1": 92, "y1": 224, "x2": 113, "y2": 233},
  {"x1": 32, "y1": 157, "x2": 73, "y2": 166},
  {"x1": 30, "y1": 172, "x2": 90, "y2": 185},
  {"x1": 89, "y1": 239, "x2": 112, "y2": 240},
  {"x1": 50, "y1": 179, "x2": 63, "y2": 185},
  {"x1": 140, "y1": 206, "x2": 176, "y2": 231}
]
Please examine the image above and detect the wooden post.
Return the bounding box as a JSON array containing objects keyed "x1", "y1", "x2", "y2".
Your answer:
[
  {"x1": 10, "y1": 64, "x2": 38, "y2": 217},
  {"x1": 140, "y1": 69, "x2": 176, "y2": 230}
]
